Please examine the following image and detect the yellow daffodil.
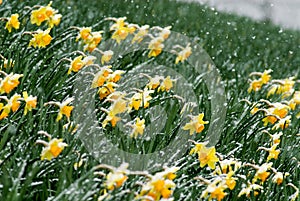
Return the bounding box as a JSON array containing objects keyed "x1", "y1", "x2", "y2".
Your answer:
[
  {"x1": 0, "y1": 94, "x2": 21, "y2": 120},
  {"x1": 76, "y1": 27, "x2": 92, "y2": 41},
  {"x1": 68, "y1": 56, "x2": 84, "y2": 74},
  {"x1": 37, "y1": 137, "x2": 68, "y2": 161},
  {"x1": 175, "y1": 44, "x2": 192, "y2": 64},
  {"x1": 48, "y1": 13, "x2": 62, "y2": 28},
  {"x1": 0, "y1": 72, "x2": 23, "y2": 94},
  {"x1": 98, "y1": 82, "x2": 118, "y2": 100},
  {"x1": 260, "y1": 69, "x2": 272, "y2": 84},
  {"x1": 22, "y1": 91, "x2": 37, "y2": 115},
  {"x1": 183, "y1": 113, "x2": 209, "y2": 135},
  {"x1": 248, "y1": 79, "x2": 262, "y2": 93},
  {"x1": 107, "y1": 70, "x2": 125, "y2": 83},
  {"x1": 252, "y1": 162, "x2": 273, "y2": 183},
  {"x1": 31, "y1": 1, "x2": 61, "y2": 28},
  {"x1": 190, "y1": 142, "x2": 219, "y2": 169},
  {"x1": 267, "y1": 131, "x2": 282, "y2": 144},
  {"x1": 132, "y1": 25, "x2": 149, "y2": 43},
  {"x1": 272, "y1": 172, "x2": 289, "y2": 185},
  {"x1": 146, "y1": 75, "x2": 162, "y2": 90},
  {"x1": 104, "y1": 163, "x2": 129, "y2": 191},
  {"x1": 259, "y1": 144, "x2": 280, "y2": 161},
  {"x1": 148, "y1": 37, "x2": 164, "y2": 57},
  {"x1": 29, "y1": 29, "x2": 52, "y2": 48},
  {"x1": 215, "y1": 158, "x2": 242, "y2": 174},
  {"x1": 272, "y1": 115, "x2": 291, "y2": 130},
  {"x1": 268, "y1": 77, "x2": 295, "y2": 97},
  {"x1": 83, "y1": 31, "x2": 103, "y2": 52},
  {"x1": 158, "y1": 76, "x2": 173, "y2": 92},
  {"x1": 128, "y1": 88, "x2": 154, "y2": 111},
  {"x1": 238, "y1": 183, "x2": 263, "y2": 197},
  {"x1": 44, "y1": 97, "x2": 74, "y2": 121},
  {"x1": 68, "y1": 55, "x2": 96, "y2": 74},
  {"x1": 159, "y1": 26, "x2": 171, "y2": 39},
  {"x1": 262, "y1": 103, "x2": 290, "y2": 126},
  {"x1": 139, "y1": 167, "x2": 178, "y2": 201},
  {"x1": 5, "y1": 14, "x2": 20, "y2": 33},
  {"x1": 200, "y1": 178, "x2": 227, "y2": 201},
  {"x1": 130, "y1": 118, "x2": 145, "y2": 138},
  {"x1": 102, "y1": 94, "x2": 127, "y2": 128},
  {"x1": 109, "y1": 17, "x2": 136, "y2": 43},
  {"x1": 101, "y1": 50, "x2": 114, "y2": 64}
]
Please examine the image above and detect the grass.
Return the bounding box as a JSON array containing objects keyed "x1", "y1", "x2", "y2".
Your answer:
[{"x1": 0, "y1": 0, "x2": 299, "y2": 201}]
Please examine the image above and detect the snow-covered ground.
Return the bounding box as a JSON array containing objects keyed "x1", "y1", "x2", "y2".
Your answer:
[{"x1": 180, "y1": 0, "x2": 300, "y2": 30}]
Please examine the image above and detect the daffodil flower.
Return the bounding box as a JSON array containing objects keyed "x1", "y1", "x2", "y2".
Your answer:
[
  {"x1": 200, "y1": 178, "x2": 228, "y2": 201},
  {"x1": 28, "y1": 29, "x2": 52, "y2": 48},
  {"x1": 97, "y1": 163, "x2": 129, "y2": 191},
  {"x1": 102, "y1": 94, "x2": 127, "y2": 128},
  {"x1": 238, "y1": 183, "x2": 263, "y2": 197},
  {"x1": 250, "y1": 162, "x2": 273, "y2": 183},
  {"x1": 131, "y1": 25, "x2": 150, "y2": 43},
  {"x1": 5, "y1": 14, "x2": 20, "y2": 33},
  {"x1": 130, "y1": 118, "x2": 145, "y2": 138},
  {"x1": 138, "y1": 166, "x2": 178, "y2": 200},
  {"x1": 83, "y1": 31, "x2": 103, "y2": 52},
  {"x1": 30, "y1": 1, "x2": 61, "y2": 28},
  {"x1": 107, "y1": 70, "x2": 125, "y2": 83},
  {"x1": 272, "y1": 171, "x2": 289, "y2": 185},
  {"x1": 174, "y1": 43, "x2": 192, "y2": 64},
  {"x1": 22, "y1": 91, "x2": 37, "y2": 115},
  {"x1": 146, "y1": 75, "x2": 163, "y2": 90},
  {"x1": 248, "y1": 79, "x2": 263, "y2": 93},
  {"x1": 44, "y1": 97, "x2": 74, "y2": 121},
  {"x1": 0, "y1": 72, "x2": 23, "y2": 94},
  {"x1": 98, "y1": 82, "x2": 118, "y2": 100},
  {"x1": 100, "y1": 50, "x2": 114, "y2": 64},
  {"x1": 128, "y1": 88, "x2": 154, "y2": 111},
  {"x1": 148, "y1": 37, "x2": 164, "y2": 57},
  {"x1": 158, "y1": 76, "x2": 174, "y2": 92},
  {"x1": 261, "y1": 103, "x2": 290, "y2": 126},
  {"x1": 36, "y1": 131, "x2": 68, "y2": 161},
  {"x1": 258, "y1": 144, "x2": 280, "y2": 161},
  {"x1": 108, "y1": 17, "x2": 136, "y2": 43},
  {"x1": 190, "y1": 141, "x2": 219, "y2": 169},
  {"x1": 0, "y1": 94, "x2": 21, "y2": 120},
  {"x1": 183, "y1": 113, "x2": 209, "y2": 135},
  {"x1": 267, "y1": 77, "x2": 295, "y2": 97},
  {"x1": 272, "y1": 115, "x2": 291, "y2": 130},
  {"x1": 159, "y1": 26, "x2": 172, "y2": 39},
  {"x1": 68, "y1": 55, "x2": 96, "y2": 74}
]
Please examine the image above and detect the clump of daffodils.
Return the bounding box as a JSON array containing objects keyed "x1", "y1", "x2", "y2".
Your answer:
[
  {"x1": 137, "y1": 166, "x2": 179, "y2": 201},
  {"x1": 248, "y1": 69, "x2": 272, "y2": 93},
  {"x1": 107, "y1": 17, "x2": 136, "y2": 44},
  {"x1": 75, "y1": 27, "x2": 103, "y2": 52},
  {"x1": 30, "y1": 1, "x2": 62, "y2": 28}
]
